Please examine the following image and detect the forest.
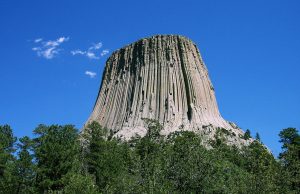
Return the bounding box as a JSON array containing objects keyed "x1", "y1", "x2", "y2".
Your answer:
[{"x1": 0, "y1": 119, "x2": 299, "y2": 194}]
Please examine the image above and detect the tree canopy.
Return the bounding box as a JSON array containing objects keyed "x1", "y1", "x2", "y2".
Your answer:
[{"x1": 0, "y1": 122, "x2": 299, "y2": 193}]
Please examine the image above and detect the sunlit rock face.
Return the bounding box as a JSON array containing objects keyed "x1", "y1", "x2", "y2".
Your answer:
[{"x1": 86, "y1": 35, "x2": 245, "y2": 142}]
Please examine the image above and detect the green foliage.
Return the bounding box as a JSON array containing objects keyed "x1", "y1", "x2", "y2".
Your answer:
[
  {"x1": 62, "y1": 173, "x2": 98, "y2": 194},
  {"x1": 142, "y1": 118, "x2": 163, "y2": 141},
  {"x1": 165, "y1": 131, "x2": 209, "y2": 192},
  {"x1": 84, "y1": 121, "x2": 140, "y2": 193},
  {"x1": 241, "y1": 141, "x2": 280, "y2": 193},
  {"x1": 0, "y1": 125, "x2": 18, "y2": 193},
  {"x1": 278, "y1": 128, "x2": 300, "y2": 193},
  {"x1": 243, "y1": 129, "x2": 252, "y2": 140},
  {"x1": 1, "y1": 123, "x2": 299, "y2": 193},
  {"x1": 33, "y1": 124, "x2": 79, "y2": 193},
  {"x1": 134, "y1": 119, "x2": 167, "y2": 193},
  {"x1": 14, "y1": 136, "x2": 37, "y2": 193},
  {"x1": 255, "y1": 132, "x2": 261, "y2": 142},
  {"x1": 0, "y1": 125, "x2": 16, "y2": 177}
]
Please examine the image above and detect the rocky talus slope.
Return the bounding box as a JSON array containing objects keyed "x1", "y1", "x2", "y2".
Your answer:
[{"x1": 86, "y1": 35, "x2": 247, "y2": 144}]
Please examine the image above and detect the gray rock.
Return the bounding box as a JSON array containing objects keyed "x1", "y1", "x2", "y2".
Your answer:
[{"x1": 85, "y1": 35, "x2": 247, "y2": 144}]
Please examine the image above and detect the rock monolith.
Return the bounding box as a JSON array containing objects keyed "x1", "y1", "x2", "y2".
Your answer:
[{"x1": 86, "y1": 35, "x2": 245, "y2": 143}]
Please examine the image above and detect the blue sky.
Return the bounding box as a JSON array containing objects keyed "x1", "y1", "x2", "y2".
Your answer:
[{"x1": 0, "y1": 0, "x2": 299, "y2": 156}]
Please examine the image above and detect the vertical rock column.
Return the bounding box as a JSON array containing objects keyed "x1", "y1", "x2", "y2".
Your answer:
[{"x1": 86, "y1": 35, "x2": 242, "y2": 139}]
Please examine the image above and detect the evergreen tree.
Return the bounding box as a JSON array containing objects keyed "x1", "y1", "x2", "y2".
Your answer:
[
  {"x1": 62, "y1": 172, "x2": 98, "y2": 194},
  {"x1": 0, "y1": 125, "x2": 16, "y2": 177},
  {"x1": 255, "y1": 132, "x2": 261, "y2": 142},
  {"x1": 243, "y1": 129, "x2": 252, "y2": 140},
  {"x1": 279, "y1": 127, "x2": 300, "y2": 193},
  {"x1": 165, "y1": 131, "x2": 208, "y2": 192},
  {"x1": 14, "y1": 136, "x2": 37, "y2": 194},
  {"x1": 83, "y1": 121, "x2": 138, "y2": 193},
  {"x1": 0, "y1": 125, "x2": 17, "y2": 193},
  {"x1": 134, "y1": 119, "x2": 167, "y2": 193},
  {"x1": 241, "y1": 141, "x2": 279, "y2": 193},
  {"x1": 33, "y1": 124, "x2": 79, "y2": 193},
  {"x1": 1, "y1": 122, "x2": 299, "y2": 193}
]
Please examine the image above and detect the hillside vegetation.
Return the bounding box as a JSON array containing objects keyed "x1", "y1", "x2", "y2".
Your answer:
[{"x1": 0, "y1": 120, "x2": 299, "y2": 193}]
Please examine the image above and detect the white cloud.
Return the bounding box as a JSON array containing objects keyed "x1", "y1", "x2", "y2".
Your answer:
[
  {"x1": 71, "y1": 50, "x2": 86, "y2": 55},
  {"x1": 32, "y1": 36, "x2": 69, "y2": 59},
  {"x1": 42, "y1": 47, "x2": 60, "y2": 59},
  {"x1": 85, "y1": 71, "x2": 97, "y2": 78},
  {"x1": 57, "y1": 37, "x2": 69, "y2": 43},
  {"x1": 32, "y1": 47, "x2": 40, "y2": 51},
  {"x1": 71, "y1": 50, "x2": 99, "y2": 59},
  {"x1": 89, "y1": 42, "x2": 102, "y2": 50},
  {"x1": 86, "y1": 52, "x2": 99, "y2": 59},
  {"x1": 101, "y1": 49, "x2": 109, "y2": 56},
  {"x1": 34, "y1": 38, "x2": 43, "y2": 43},
  {"x1": 44, "y1": 37, "x2": 69, "y2": 47},
  {"x1": 71, "y1": 42, "x2": 108, "y2": 60}
]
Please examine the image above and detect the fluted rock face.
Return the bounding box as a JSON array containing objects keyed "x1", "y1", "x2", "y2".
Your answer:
[{"x1": 87, "y1": 35, "x2": 244, "y2": 140}]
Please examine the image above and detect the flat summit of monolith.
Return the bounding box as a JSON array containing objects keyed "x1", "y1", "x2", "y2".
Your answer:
[{"x1": 86, "y1": 35, "x2": 246, "y2": 144}]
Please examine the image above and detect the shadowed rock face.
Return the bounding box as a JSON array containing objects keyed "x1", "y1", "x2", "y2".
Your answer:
[{"x1": 86, "y1": 35, "x2": 244, "y2": 140}]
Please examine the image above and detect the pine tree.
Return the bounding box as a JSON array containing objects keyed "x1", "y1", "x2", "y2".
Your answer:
[
  {"x1": 279, "y1": 128, "x2": 300, "y2": 192},
  {"x1": 0, "y1": 125, "x2": 16, "y2": 177},
  {"x1": 255, "y1": 132, "x2": 261, "y2": 142},
  {"x1": 15, "y1": 136, "x2": 37, "y2": 194},
  {"x1": 33, "y1": 124, "x2": 79, "y2": 193},
  {"x1": 83, "y1": 121, "x2": 136, "y2": 193},
  {"x1": 242, "y1": 141, "x2": 279, "y2": 193},
  {"x1": 243, "y1": 129, "x2": 252, "y2": 140},
  {"x1": 0, "y1": 125, "x2": 17, "y2": 193}
]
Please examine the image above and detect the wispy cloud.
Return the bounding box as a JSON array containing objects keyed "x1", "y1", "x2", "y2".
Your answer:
[
  {"x1": 71, "y1": 42, "x2": 108, "y2": 60},
  {"x1": 32, "y1": 37, "x2": 69, "y2": 59},
  {"x1": 86, "y1": 52, "x2": 99, "y2": 59},
  {"x1": 71, "y1": 49, "x2": 100, "y2": 59},
  {"x1": 34, "y1": 38, "x2": 43, "y2": 43},
  {"x1": 89, "y1": 42, "x2": 102, "y2": 50},
  {"x1": 101, "y1": 49, "x2": 109, "y2": 56},
  {"x1": 71, "y1": 50, "x2": 86, "y2": 55},
  {"x1": 85, "y1": 71, "x2": 97, "y2": 78}
]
